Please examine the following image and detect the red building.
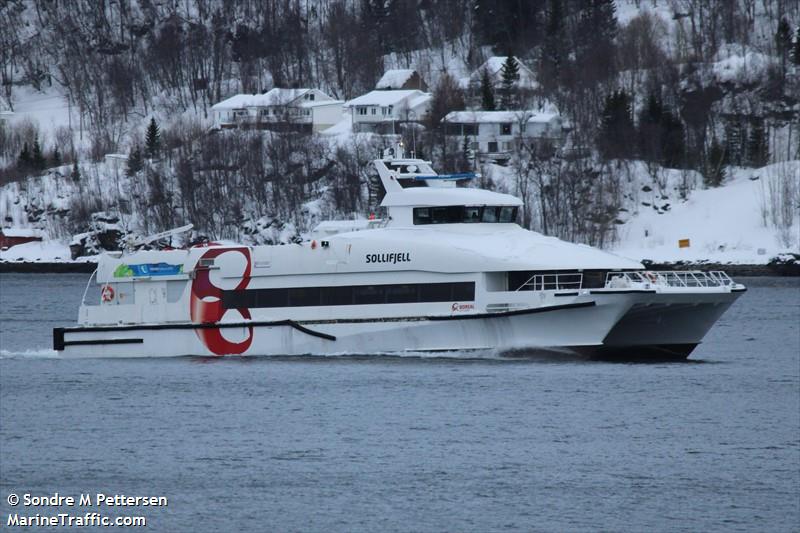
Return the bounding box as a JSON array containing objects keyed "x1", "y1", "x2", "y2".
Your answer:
[{"x1": 0, "y1": 228, "x2": 43, "y2": 250}]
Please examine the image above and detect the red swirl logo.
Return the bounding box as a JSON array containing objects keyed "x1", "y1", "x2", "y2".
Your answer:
[{"x1": 190, "y1": 247, "x2": 253, "y2": 355}]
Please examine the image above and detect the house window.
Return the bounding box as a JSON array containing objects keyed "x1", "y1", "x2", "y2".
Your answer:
[
  {"x1": 502, "y1": 141, "x2": 512, "y2": 151},
  {"x1": 501, "y1": 123, "x2": 512, "y2": 135},
  {"x1": 463, "y1": 124, "x2": 477, "y2": 136},
  {"x1": 488, "y1": 141, "x2": 498, "y2": 152},
  {"x1": 388, "y1": 105, "x2": 393, "y2": 115},
  {"x1": 307, "y1": 93, "x2": 315, "y2": 101},
  {"x1": 358, "y1": 107, "x2": 367, "y2": 115},
  {"x1": 371, "y1": 107, "x2": 377, "y2": 115}
]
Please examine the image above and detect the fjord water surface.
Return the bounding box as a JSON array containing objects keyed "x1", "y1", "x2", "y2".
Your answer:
[{"x1": 1, "y1": 274, "x2": 798, "y2": 532}]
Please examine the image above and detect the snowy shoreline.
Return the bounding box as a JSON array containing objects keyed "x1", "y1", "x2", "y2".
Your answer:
[{"x1": 1, "y1": 259, "x2": 796, "y2": 276}]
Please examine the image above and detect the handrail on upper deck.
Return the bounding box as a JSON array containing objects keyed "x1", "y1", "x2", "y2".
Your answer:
[
  {"x1": 515, "y1": 272, "x2": 583, "y2": 292},
  {"x1": 605, "y1": 270, "x2": 735, "y2": 288}
]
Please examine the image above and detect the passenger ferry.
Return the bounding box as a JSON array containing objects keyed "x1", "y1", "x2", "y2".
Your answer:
[{"x1": 54, "y1": 148, "x2": 746, "y2": 360}]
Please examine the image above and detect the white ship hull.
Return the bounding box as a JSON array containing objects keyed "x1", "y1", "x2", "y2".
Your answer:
[{"x1": 55, "y1": 287, "x2": 743, "y2": 360}]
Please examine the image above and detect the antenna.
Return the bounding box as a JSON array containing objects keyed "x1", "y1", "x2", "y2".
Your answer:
[{"x1": 126, "y1": 224, "x2": 194, "y2": 251}]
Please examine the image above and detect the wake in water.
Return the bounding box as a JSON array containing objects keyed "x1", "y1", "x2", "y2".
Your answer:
[
  {"x1": 0, "y1": 344, "x2": 595, "y2": 362},
  {"x1": 0, "y1": 348, "x2": 60, "y2": 359}
]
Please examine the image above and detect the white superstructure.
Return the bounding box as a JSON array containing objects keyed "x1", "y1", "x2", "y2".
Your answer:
[{"x1": 55, "y1": 148, "x2": 746, "y2": 360}]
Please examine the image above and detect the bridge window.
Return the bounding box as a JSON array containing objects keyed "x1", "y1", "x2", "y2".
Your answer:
[{"x1": 413, "y1": 206, "x2": 518, "y2": 225}]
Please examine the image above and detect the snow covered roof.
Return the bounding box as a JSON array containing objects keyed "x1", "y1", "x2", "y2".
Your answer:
[
  {"x1": 443, "y1": 110, "x2": 559, "y2": 124},
  {"x1": 212, "y1": 88, "x2": 313, "y2": 110},
  {"x1": 298, "y1": 100, "x2": 344, "y2": 108},
  {"x1": 345, "y1": 90, "x2": 428, "y2": 107},
  {"x1": 382, "y1": 187, "x2": 523, "y2": 208},
  {"x1": 468, "y1": 56, "x2": 538, "y2": 89},
  {"x1": 408, "y1": 93, "x2": 432, "y2": 110},
  {"x1": 0, "y1": 227, "x2": 44, "y2": 238},
  {"x1": 376, "y1": 69, "x2": 416, "y2": 89}
]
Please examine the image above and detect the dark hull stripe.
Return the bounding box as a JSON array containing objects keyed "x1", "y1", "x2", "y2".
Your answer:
[
  {"x1": 63, "y1": 338, "x2": 144, "y2": 347},
  {"x1": 53, "y1": 301, "x2": 596, "y2": 350},
  {"x1": 589, "y1": 289, "x2": 657, "y2": 294}
]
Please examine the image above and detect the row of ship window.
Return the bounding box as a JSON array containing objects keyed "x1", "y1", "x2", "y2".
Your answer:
[
  {"x1": 222, "y1": 282, "x2": 475, "y2": 309},
  {"x1": 413, "y1": 206, "x2": 518, "y2": 225}
]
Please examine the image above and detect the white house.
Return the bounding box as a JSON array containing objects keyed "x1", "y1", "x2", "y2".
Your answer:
[
  {"x1": 442, "y1": 110, "x2": 564, "y2": 162},
  {"x1": 344, "y1": 89, "x2": 432, "y2": 134},
  {"x1": 466, "y1": 56, "x2": 538, "y2": 90},
  {"x1": 211, "y1": 88, "x2": 343, "y2": 133}
]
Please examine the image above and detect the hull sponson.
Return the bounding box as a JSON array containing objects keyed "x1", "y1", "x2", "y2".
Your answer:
[
  {"x1": 598, "y1": 290, "x2": 741, "y2": 353},
  {"x1": 572, "y1": 343, "x2": 698, "y2": 361},
  {"x1": 55, "y1": 299, "x2": 633, "y2": 358}
]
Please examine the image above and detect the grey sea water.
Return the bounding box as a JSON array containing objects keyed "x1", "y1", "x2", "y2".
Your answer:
[{"x1": 0, "y1": 273, "x2": 798, "y2": 532}]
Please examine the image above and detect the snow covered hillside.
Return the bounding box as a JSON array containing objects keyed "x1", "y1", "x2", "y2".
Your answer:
[
  {"x1": 1, "y1": 0, "x2": 798, "y2": 266},
  {"x1": 612, "y1": 161, "x2": 799, "y2": 264},
  {"x1": 1, "y1": 154, "x2": 796, "y2": 265}
]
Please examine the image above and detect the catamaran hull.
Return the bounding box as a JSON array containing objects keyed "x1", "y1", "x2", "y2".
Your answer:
[
  {"x1": 54, "y1": 299, "x2": 633, "y2": 358},
  {"x1": 581, "y1": 288, "x2": 745, "y2": 360}
]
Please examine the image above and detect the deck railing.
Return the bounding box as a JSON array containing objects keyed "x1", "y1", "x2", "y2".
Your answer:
[
  {"x1": 605, "y1": 270, "x2": 735, "y2": 288},
  {"x1": 515, "y1": 273, "x2": 583, "y2": 292}
]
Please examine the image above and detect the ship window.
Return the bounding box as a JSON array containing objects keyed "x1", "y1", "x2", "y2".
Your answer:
[
  {"x1": 221, "y1": 282, "x2": 475, "y2": 309},
  {"x1": 288, "y1": 287, "x2": 321, "y2": 307},
  {"x1": 499, "y1": 206, "x2": 517, "y2": 223},
  {"x1": 385, "y1": 284, "x2": 418, "y2": 303},
  {"x1": 430, "y1": 206, "x2": 463, "y2": 224},
  {"x1": 353, "y1": 285, "x2": 385, "y2": 305},
  {"x1": 422, "y1": 283, "x2": 451, "y2": 301},
  {"x1": 464, "y1": 206, "x2": 481, "y2": 222},
  {"x1": 452, "y1": 282, "x2": 474, "y2": 300},
  {"x1": 321, "y1": 286, "x2": 352, "y2": 306},
  {"x1": 413, "y1": 206, "x2": 518, "y2": 224},
  {"x1": 413, "y1": 207, "x2": 431, "y2": 224}
]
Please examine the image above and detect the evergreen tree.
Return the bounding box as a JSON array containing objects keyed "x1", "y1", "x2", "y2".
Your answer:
[
  {"x1": 724, "y1": 119, "x2": 746, "y2": 166},
  {"x1": 70, "y1": 160, "x2": 81, "y2": 182},
  {"x1": 704, "y1": 139, "x2": 726, "y2": 187},
  {"x1": 793, "y1": 26, "x2": 800, "y2": 66},
  {"x1": 637, "y1": 93, "x2": 664, "y2": 162},
  {"x1": 126, "y1": 145, "x2": 144, "y2": 176},
  {"x1": 462, "y1": 136, "x2": 472, "y2": 167},
  {"x1": 746, "y1": 121, "x2": 769, "y2": 167},
  {"x1": 598, "y1": 89, "x2": 635, "y2": 160},
  {"x1": 145, "y1": 118, "x2": 161, "y2": 159},
  {"x1": 660, "y1": 109, "x2": 685, "y2": 169},
  {"x1": 776, "y1": 18, "x2": 792, "y2": 74},
  {"x1": 574, "y1": 0, "x2": 617, "y2": 86},
  {"x1": 540, "y1": 0, "x2": 565, "y2": 93},
  {"x1": 500, "y1": 54, "x2": 520, "y2": 109},
  {"x1": 17, "y1": 142, "x2": 31, "y2": 170},
  {"x1": 480, "y1": 68, "x2": 495, "y2": 111},
  {"x1": 31, "y1": 138, "x2": 46, "y2": 171},
  {"x1": 50, "y1": 146, "x2": 61, "y2": 167}
]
